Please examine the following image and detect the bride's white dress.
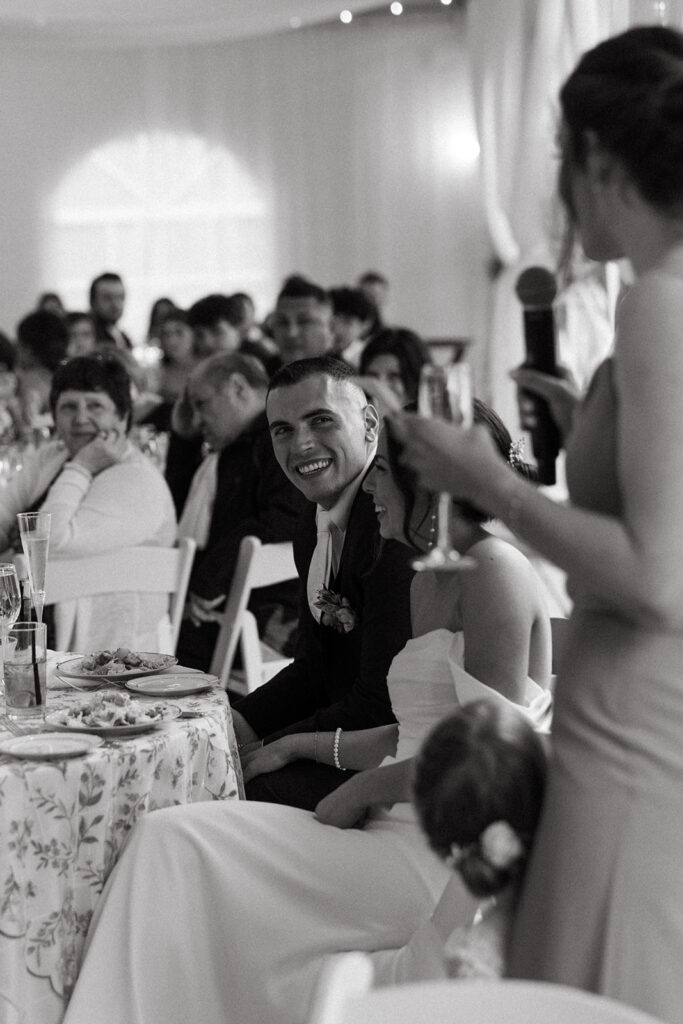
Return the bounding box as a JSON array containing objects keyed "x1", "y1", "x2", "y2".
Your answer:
[{"x1": 63, "y1": 629, "x2": 551, "y2": 1024}]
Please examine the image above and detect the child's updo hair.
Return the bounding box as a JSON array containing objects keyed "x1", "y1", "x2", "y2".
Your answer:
[
  {"x1": 413, "y1": 700, "x2": 546, "y2": 898},
  {"x1": 560, "y1": 25, "x2": 683, "y2": 216}
]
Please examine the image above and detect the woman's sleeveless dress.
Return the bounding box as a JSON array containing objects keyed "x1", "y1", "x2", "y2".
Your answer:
[
  {"x1": 509, "y1": 359, "x2": 683, "y2": 1024},
  {"x1": 64, "y1": 630, "x2": 549, "y2": 1024}
]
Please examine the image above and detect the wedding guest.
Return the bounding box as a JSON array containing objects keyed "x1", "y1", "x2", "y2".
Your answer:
[
  {"x1": 395, "y1": 26, "x2": 683, "y2": 1024},
  {"x1": 62, "y1": 393, "x2": 550, "y2": 1024},
  {"x1": 36, "y1": 291, "x2": 66, "y2": 318},
  {"x1": 89, "y1": 272, "x2": 133, "y2": 350},
  {"x1": 0, "y1": 353, "x2": 176, "y2": 651},
  {"x1": 175, "y1": 351, "x2": 305, "y2": 673},
  {"x1": 270, "y1": 276, "x2": 336, "y2": 366},
  {"x1": 65, "y1": 312, "x2": 98, "y2": 358},
  {"x1": 329, "y1": 286, "x2": 376, "y2": 367},
  {"x1": 186, "y1": 293, "x2": 242, "y2": 358},
  {"x1": 15, "y1": 310, "x2": 69, "y2": 432},
  {"x1": 358, "y1": 327, "x2": 431, "y2": 412},
  {"x1": 146, "y1": 296, "x2": 177, "y2": 345},
  {"x1": 357, "y1": 269, "x2": 389, "y2": 336},
  {"x1": 368, "y1": 699, "x2": 547, "y2": 985}
]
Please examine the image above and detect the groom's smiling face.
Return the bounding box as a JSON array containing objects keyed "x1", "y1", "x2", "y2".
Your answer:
[{"x1": 267, "y1": 373, "x2": 378, "y2": 510}]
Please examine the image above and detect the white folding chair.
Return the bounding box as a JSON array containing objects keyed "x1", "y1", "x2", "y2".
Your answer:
[
  {"x1": 309, "y1": 964, "x2": 667, "y2": 1024},
  {"x1": 35, "y1": 538, "x2": 196, "y2": 654},
  {"x1": 209, "y1": 536, "x2": 298, "y2": 694}
]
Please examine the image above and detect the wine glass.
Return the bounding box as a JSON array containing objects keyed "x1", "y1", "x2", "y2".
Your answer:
[
  {"x1": 16, "y1": 511, "x2": 51, "y2": 623},
  {"x1": 0, "y1": 564, "x2": 21, "y2": 696},
  {"x1": 412, "y1": 362, "x2": 477, "y2": 573}
]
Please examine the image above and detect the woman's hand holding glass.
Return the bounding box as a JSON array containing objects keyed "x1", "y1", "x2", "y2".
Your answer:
[{"x1": 390, "y1": 413, "x2": 506, "y2": 515}]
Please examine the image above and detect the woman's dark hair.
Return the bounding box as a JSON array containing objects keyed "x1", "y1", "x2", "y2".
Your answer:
[
  {"x1": 49, "y1": 353, "x2": 133, "y2": 430},
  {"x1": 16, "y1": 311, "x2": 69, "y2": 372},
  {"x1": 384, "y1": 398, "x2": 535, "y2": 544},
  {"x1": 413, "y1": 700, "x2": 547, "y2": 898},
  {"x1": 147, "y1": 297, "x2": 177, "y2": 336},
  {"x1": 360, "y1": 328, "x2": 431, "y2": 405},
  {"x1": 0, "y1": 332, "x2": 17, "y2": 372},
  {"x1": 559, "y1": 26, "x2": 683, "y2": 216}
]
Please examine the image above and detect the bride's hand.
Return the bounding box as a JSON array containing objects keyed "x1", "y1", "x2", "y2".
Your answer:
[
  {"x1": 389, "y1": 413, "x2": 504, "y2": 508},
  {"x1": 315, "y1": 775, "x2": 372, "y2": 830}
]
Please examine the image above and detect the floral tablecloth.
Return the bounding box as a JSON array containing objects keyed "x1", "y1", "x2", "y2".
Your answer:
[{"x1": 0, "y1": 661, "x2": 243, "y2": 1024}]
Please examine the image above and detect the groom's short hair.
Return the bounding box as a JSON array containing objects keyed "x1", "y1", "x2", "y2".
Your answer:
[{"x1": 267, "y1": 356, "x2": 357, "y2": 397}]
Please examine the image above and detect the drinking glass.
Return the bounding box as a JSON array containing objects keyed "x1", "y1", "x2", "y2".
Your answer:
[
  {"x1": 412, "y1": 362, "x2": 477, "y2": 573},
  {"x1": 5, "y1": 621, "x2": 46, "y2": 720},
  {"x1": 17, "y1": 511, "x2": 51, "y2": 622},
  {"x1": 0, "y1": 564, "x2": 21, "y2": 696}
]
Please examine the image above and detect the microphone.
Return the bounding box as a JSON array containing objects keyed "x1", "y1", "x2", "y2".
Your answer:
[{"x1": 514, "y1": 266, "x2": 562, "y2": 485}]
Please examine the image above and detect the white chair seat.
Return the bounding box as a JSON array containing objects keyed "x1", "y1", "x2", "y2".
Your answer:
[
  {"x1": 209, "y1": 536, "x2": 297, "y2": 694},
  {"x1": 19, "y1": 538, "x2": 196, "y2": 654}
]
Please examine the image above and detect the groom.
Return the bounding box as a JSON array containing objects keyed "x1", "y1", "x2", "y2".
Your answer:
[{"x1": 232, "y1": 356, "x2": 414, "y2": 809}]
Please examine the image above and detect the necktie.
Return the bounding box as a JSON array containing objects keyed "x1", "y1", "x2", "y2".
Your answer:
[{"x1": 307, "y1": 510, "x2": 333, "y2": 622}]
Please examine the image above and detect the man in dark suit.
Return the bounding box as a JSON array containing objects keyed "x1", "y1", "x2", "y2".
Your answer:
[
  {"x1": 175, "y1": 351, "x2": 306, "y2": 672},
  {"x1": 232, "y1": 356, "x2": 414, "y2": 809},
  {"x1": 89, "y1": 272, "x2": 134, "y2": 350}
]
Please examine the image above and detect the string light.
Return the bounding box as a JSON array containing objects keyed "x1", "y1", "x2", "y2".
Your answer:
[
  {"x1": 339, "y1": 9, "x2": 353, "y2": 23},
  {"x1": 390, "y1": 2, "x2": 403, "y2": 14}
]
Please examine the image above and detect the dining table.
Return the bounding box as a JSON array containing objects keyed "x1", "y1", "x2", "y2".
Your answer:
[{"x1": 0, "y1": 652, "x2": 243, "y2": 1024}]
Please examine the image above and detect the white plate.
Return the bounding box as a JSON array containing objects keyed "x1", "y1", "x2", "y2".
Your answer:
[
  {"x1": 57, "y1": 653, "x2": 177, "y2": 682},
  {"x1": 0, "y1": 732, "x2": 104, "y2": 760},
  {"x1": 44, "y1": 704, "x2": 182, "y2": 737},
  {"x1": 125, "y1": 674, "x2": 217, "y2": 697}
]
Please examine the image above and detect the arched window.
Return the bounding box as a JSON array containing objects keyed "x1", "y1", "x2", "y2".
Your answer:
[{"x1": 45, "y1": 131, "x2": 274, "y2": 340}]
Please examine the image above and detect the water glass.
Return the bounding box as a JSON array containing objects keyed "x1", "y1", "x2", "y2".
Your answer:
[
  {"x1": 5, "y1": 621, "x2": 47, "y2": 720},
  {"x1": 0, "y1": 564, "x2": 21, "y2": 696}
]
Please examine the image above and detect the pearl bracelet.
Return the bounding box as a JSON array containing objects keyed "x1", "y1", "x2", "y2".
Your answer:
[{"x1": 333, "y1": 727, "x2": 346, "y2": 771}]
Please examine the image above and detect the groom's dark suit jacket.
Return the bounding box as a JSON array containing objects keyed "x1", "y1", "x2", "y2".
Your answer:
[{"x1": 235, "y1": 483, "x2": 414, "y2": 805}]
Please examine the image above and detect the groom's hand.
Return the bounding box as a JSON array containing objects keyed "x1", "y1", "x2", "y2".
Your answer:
[
  {"x1": 241, "y1": 737, "x2": 295, "y2": 783},
  {"x1": 314, "y1": 775, "x2": 371, "y2": 830}
]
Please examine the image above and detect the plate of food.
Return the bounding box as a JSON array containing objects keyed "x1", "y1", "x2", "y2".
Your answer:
[
  {"x1": 0, "y1": 732, "x2": 104, "y2": 761},
  {"x1": 45, "y1": 692, "x2": 182, "y2": 737},
  {"x1": 125, "y1": 673, "x2": 218, "y2": 698},
  {"x1": 57, "y1": 648, "x2": 177, "y2": 683}
]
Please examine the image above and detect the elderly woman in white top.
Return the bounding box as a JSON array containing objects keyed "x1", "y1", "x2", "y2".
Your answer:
[{"x1": 0, "y1": 353, "x2": 177, "y2": 651}]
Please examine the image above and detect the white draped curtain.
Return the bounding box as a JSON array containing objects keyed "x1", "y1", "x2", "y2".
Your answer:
[
  {"x1": 465, "y1": 0, "x2": 633, "y2": 424},
  {"x1": 465, "y1": 0, "x2": 683, "y2": 424}
]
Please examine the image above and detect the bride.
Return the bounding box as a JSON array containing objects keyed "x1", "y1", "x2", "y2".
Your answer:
[{"x1": 64, "y1": 400, "x2": 552, "y2": 1024}]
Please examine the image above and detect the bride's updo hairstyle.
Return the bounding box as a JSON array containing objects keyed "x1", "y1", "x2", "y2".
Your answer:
[
  {"x1": 384, "y1": 399, "x2": 534, "y2": 546},
  {"x1": 413, "y1": 700, "x2": 546, "y2": 898},
  {"x1": 559, "y1": 26, "x2": 683, "y2": 218}
]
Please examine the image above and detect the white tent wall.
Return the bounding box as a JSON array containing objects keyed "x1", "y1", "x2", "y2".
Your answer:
[{"x1": 0, "y1": 7, "x2": 490, "y2": 387}]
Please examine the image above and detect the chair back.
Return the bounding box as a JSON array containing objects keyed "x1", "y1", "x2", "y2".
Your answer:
[
  {"x1": 310, "y1": 973, "x2": 667, "y2": 1024},
  {"x1": 209, "y1": 536, "x2": 297, "y2": 691},
  {"x1": 41, "y1": 538, "x2": 196, "y2": 653}
]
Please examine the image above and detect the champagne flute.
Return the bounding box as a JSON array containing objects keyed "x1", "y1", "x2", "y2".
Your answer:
[
  {"x1": 0, "y1": 564, "x2": 21, "y2": 696},
  {"x1": 412, "y1": 362, "x2": 477, "y2": 573},
  {"x1": 17, "y1": 511, "x2": 51, "y2": 622}
]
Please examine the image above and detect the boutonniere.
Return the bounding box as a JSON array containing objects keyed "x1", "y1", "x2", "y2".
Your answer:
[{"x1": 315, "y1": 588, "x2": 358, "y2": 634}]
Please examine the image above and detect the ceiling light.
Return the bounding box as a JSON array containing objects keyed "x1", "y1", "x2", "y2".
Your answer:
[
  {"x1": 339, "y1": 9, "x2": 353, "y2": 23},
  {"x1": 390, "y1": 2, "x2": 403, "y2": 14}
]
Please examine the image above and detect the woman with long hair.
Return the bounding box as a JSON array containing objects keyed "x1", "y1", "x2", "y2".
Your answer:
[{"x1": 396, "y1": 26, "x2": 683, "y2": 1022}]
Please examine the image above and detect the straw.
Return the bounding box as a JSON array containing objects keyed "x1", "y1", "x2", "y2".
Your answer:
[{"x1": 31, "y1": 626, "x2": 42, "y2": 708}]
